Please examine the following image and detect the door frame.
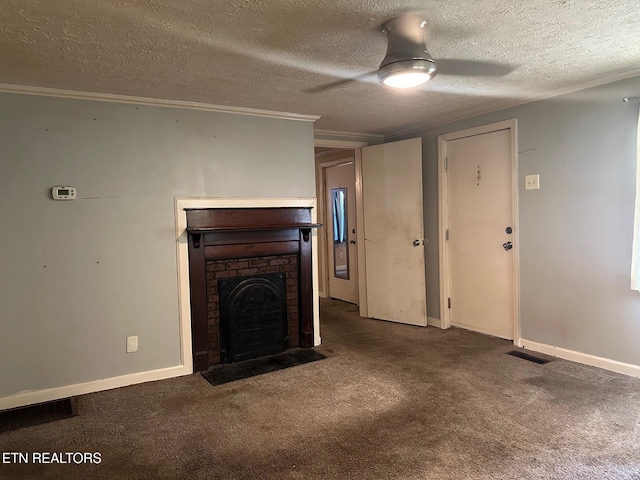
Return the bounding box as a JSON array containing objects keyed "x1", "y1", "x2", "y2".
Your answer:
[
  {"x1": 438, "y1": 119, "x2": 520, "y2": 342},
  {"x1": 319, "y1": 154, "x2": 357, "y2": 302},
  {"x1": 314, "y1": 139, "x2": 369, "y2": 317}
]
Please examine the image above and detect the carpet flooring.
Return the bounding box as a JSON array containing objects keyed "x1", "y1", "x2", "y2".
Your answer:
[{"x1": 1, "y1": 298, "x2": 640, "y2": 479}]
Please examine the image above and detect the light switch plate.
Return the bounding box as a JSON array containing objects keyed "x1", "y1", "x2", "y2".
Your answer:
[
  {"x1": 525, "y1": 174, "x2": 540, "y2": 190},
  {"x1": 126, "y1": 336, "x2": 138, "y2": 353}
]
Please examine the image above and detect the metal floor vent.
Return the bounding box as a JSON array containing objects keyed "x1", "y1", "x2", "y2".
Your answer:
[
  {"x1": 0, "y1": 397, "x2": 78, "y2": 433},
  {"x1": 506, "y1": 350, "x2": 551, "y2": 365}
]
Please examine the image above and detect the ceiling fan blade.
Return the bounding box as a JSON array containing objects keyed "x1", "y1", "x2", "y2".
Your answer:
[
  {"x1": 304, "y1": 71, "x2": 378, "y2": 94},
  {"x1": 435, "y1": 59, "x2": 514, "y2": 77}
]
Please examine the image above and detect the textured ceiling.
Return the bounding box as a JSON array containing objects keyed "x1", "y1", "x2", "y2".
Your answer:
[{"x1": 1, "y1": 0, "x2": 639, "y2": 136}]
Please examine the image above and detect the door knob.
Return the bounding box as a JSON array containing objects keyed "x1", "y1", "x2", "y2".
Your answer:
[
  {"x1": 413, "y1": 239, "x2": 421, "y2": 247},
  {"x1": 502, "y1": 241, "x2": 513, "y2": 251},
  {"x1": 349, "y1": 240, "x2": 356, "y2": 244}
]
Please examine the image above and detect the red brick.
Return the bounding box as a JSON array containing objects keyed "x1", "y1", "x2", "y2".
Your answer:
[
  {"x1": 249, "y1": 259, "x2": 269, "y2": 268},
  {"x1": 226, "y1": 260, "x2": 248, "y2": 270},
  {"x1": 260, "y1": 266, "x2": 281, "y2": 274},
  {"x1": 206, "y1": 262, "x2": 227, "y2": 272},
  {"x1": 269, "y1": 258, "x2": 290, "y2": 266},
  {"x1": 238, "y1": 268, "x2": 259, "y2": 276},
  {"x1": 215, "y1": 270, "x2": 237, "y2": 279}
]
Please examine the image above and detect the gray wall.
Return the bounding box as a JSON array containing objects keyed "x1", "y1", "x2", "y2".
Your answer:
[
  {"x1": 399, "y1": 75, "x2": 640, "y2": 366},
  {"x1": 0, "y1": 93, "x2": 315, "y2": 398}
]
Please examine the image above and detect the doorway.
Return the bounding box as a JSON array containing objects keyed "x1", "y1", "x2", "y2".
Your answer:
[
  {"x1": 325, "y1": 162, "x2": 358, "y2": 304},
  {"x1": 315, "y1": 148, "x2": 359, "y2": 304},
  {"x1": 315, "y1": 139, "x2": 427, "y2": 326},
  {"x1": 438, "y1": 120, "x2": 519, "y2": 340}
]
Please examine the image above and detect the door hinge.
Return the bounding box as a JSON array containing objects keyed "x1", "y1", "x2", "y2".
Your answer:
[
  {"x1": 445, "y1": 229, "x2": 449, "y2": 240},
  {"x1": 448, "y1": 298, "x2": 451, "y2": 309},
  {"x1": 444, "y1": 157, "x2": 448, "y2": 169}
]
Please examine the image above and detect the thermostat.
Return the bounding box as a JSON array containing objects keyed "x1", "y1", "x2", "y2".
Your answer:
[{"x1": 52, "y1": 186, "x2": 76, "y2": 200}]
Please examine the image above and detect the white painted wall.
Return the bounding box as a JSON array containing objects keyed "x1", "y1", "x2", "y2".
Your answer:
[
  {"x1": 399, "y1": 75, "x2": 640, "y2": 367},
  {"x1": 0, "y1": 93, "x2": 315, "y2": 399}
]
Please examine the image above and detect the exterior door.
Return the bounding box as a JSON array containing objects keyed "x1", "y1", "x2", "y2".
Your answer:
[
  {"x1": 325, "y1": 162, "x2": 358, "y2": 304},
  {"x1": 447, "y1": 128, "x2": 514, "y2": 339},
  {"x1": 361, "y1": 138, "x2": 427, "y2": 326}
]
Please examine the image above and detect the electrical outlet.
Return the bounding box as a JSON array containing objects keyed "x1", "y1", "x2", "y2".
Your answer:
[
  {"x1": 525, "y1": 174, "x2": 540, "y2": 190},
  {"x1": 126, "y1": 336, "x2": 138, "y2": 353}
]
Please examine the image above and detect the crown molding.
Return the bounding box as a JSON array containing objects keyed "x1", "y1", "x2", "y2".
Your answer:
[
  {"x1": 314, "y1": 129, "x2": 384, "y2": 141},
  {"x1": 385, "y1": 67, "x2": 640, "y2": 139},
  {"x1": 0, "y1": 83, "x2": 321, "y2": 122},
  {"x1": 314, "y1": 138, "x2": 368, "y2": 148},
  {"x1": 314, "y1": 148, "x2": 345, "y2": 158}
]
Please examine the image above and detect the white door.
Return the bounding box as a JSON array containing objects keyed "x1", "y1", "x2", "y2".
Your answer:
[
  {"x1": 361, "y1": 138, "x2": 427, "y2": 326},
  {"x1": 447, "y1": 129, "x2": 514, "y2": 339},
  {"x1": 325, "y1": 162, "x2": 358, "y2": 304}
]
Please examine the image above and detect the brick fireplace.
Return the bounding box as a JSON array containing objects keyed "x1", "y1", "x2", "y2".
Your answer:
[{"x1": 186, "y1": 207, "x2": 319, "y2": 371}]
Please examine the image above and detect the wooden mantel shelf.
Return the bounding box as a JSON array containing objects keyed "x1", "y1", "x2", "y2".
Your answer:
[
  {"x1": 186, "y1": 223, "x2": 321, "y2": 234},
  {"x1": 185, "y1": 207, "x2": 321, "y2": 246}
]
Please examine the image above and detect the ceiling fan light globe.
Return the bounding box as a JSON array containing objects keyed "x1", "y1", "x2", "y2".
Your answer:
[
  {"x1": 378, "y1": 59, "x2": 437, "y2": 88},
  {"x1": 383, "y1": 72, "x2": 432, "y2": 88}
]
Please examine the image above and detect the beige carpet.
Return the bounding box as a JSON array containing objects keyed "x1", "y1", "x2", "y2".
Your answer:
[{"x1": 1, "y1": 298, "x2": 640, "y2": 479}]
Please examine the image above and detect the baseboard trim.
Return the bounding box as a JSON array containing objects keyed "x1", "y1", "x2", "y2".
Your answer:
[
  {"x1": 0, "y1": 365, "x2": 191, "y2": 411},
  {"x1": 517, "y1": 338, "x2": 640, "y2": 378},
  {"x1": 427, "y1": 316, "x2": 444, "y2": 328}
]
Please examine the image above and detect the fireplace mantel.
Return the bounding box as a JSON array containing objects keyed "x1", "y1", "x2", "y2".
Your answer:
[
  {"x1": 185, "y1": 207, "x2": 320, "y2": 371},
  {"x1": 186, "y1": 207, "x2": 320, "y2": 245},
  {"x1": 185, "y1": 207, "x2": 321, "y2": 231},
  {"x1": 186, "y1": 223, "x2": 321, "y2": 233}
]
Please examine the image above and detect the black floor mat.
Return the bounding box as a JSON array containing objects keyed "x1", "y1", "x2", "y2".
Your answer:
[
  {"x1": 201, "y1": 348, "x2": 327, "y2": 386},
  {"x1": 0, "y1": 398, "x2": 78, "y2": 433}
]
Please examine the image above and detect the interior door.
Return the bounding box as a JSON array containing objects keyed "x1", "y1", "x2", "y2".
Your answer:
[
  {"x1": 325, "y1": 162, "x2": 358, "y2": 304},
  {"x1": 447, "y1": 129, "x2": 514, "y2": 339},
  {"x1": 361, "y1": 138, "x2": 427, "y2": 326}
]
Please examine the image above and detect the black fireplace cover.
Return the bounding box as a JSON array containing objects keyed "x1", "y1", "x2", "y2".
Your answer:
[{"x1": 219, "y1": 272, "x2": 288, "y2": 363}]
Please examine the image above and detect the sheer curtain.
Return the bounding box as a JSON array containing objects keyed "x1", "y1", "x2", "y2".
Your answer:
[{"x1": 631, "y1": 107, "x2": 640, "y2": 290}]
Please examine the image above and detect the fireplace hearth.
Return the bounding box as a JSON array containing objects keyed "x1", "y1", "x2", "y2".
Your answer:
[{"x1": 186, "y1": 207, "x2": 319, "y2": 371}]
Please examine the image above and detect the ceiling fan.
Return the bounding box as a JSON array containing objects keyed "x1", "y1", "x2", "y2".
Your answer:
[{"x1": 307, "y1": 13, "x2": 513, "y2": 93}]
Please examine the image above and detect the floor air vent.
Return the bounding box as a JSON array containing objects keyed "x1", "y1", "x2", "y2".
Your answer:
[
  {"x1": 0, "y1": 397, "x2": 78, "y2": 433},
  {"x1": 506, "y1": 350, "x2": 551, "y2": 364}
]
